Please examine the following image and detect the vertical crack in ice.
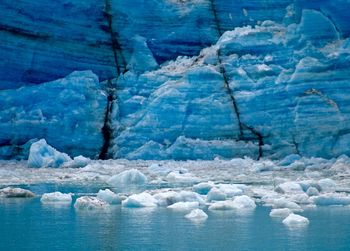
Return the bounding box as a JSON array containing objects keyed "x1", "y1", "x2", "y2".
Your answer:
[
  {"x1": 101, "y1": 0, "x2": 127, "y2": 158},
  {"x1": 104, "y1": 0, "x2": 127, "y2": 75},
  {"x1": 99, "y1": 79, "x2": 116, "y2": 160},
  {"x1": 209, "y1": 0, "x2": 264, "y2": 160}
]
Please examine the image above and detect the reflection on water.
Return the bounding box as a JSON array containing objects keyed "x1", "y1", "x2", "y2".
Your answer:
[{"x1": 0, "y1": 197, "x2": 350, "y2": 251}]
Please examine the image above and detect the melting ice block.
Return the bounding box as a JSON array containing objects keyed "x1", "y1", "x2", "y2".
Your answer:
[
  {"x1": 74, "y1": 196, "x2": 109, "y2": 210},
  {"x1": 108, "y1": 169, "x2": 148, "y2": 186},
  {"x1": 270, "y1": 208, "x2": 292, "y2": 218},
  {"x1": 207, "y1": 187, "x2": 227, "y2": 202},
  {"x1": 193, "y1": 182, "x2": 215, "y2": 195},
  {"x1": 28, "y1": 139, "x2": 72, "y2": 168},
  {"x1": 185, "y1": 209, "x2": 208, "y2": 222},
  {"x1": 0, "y1": 187, "x2": 35, "y2": 198},
  {"x1": 167, "y1": 201, "x2": 200, "y2": 211},
  {"x1": 122, "y1": 192, "x2": 157, "y2": 207},
  {"x1": 97, "y1": 189, "x2": 122, "y2": 205},
  {"x1": 282, "y1": 213, "x2": 309, "y2": 226},
  {"x1": 41, "y1": 192, "x2": 72, "y2": 203}
]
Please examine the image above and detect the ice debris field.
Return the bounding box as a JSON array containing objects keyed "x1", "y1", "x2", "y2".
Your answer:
[{"x1": 2, "y1": 140, "x2": 350, "y2": 228}]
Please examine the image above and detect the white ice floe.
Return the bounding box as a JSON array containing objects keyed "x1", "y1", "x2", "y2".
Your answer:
[
  {"x1": 318, "y1": 178, "x2": 337, "y2": 193},
  {"x1": 108, "y1": 169, "x2": 147, "y2": 186},
  {"x1": 231, "y1": 195, "x2": 256, "y2": 209},
  {"x1": 167, "y1": 201, "x2": 200, "y2": 211},
  {"x1": 282, "y1": 213, "x2": 309, "y2": 226},
  {"x1": 312, "y1": 194, "x2": 350, "y2": 206},
  {"x1": 207, "y1": 187, "x2": 226, "y2": 202},
  {"x1": 193, "y1": 181, "x2": 215, "y2": 195},
  {"x1": 185, "y1": 209, "x2": 208, "y2": 222},
  {"x1": 97, "y1": 189, "x2": 121, "y2": 204},
  {"x1": 148, "y1": 163, "x2": 171, "y2": 176},
  {"x1": 0, "y1": 187, "x2": 35, "y2": 198},
  {"x1": 208, "y1": 200, "x2": 236, "y2": 210},
  {"x1": 209, "y1": 195, "x2": 255, "y2": 211},
  {"x1": 64, "y1": 156, "x2": 90, "y2": 168},
  {"x1": 28, "y1": 139, "x2": 72, "y2": 168},
  {"x1": 272, "y1": 198, "x2": 302, "y2": 211},
  {"x1": 74, "y1": 196, "x2": 109, "y2": 210},
  {"x1": 275, "y1": 181, "x2": 304, "y2": 194},
  {"x1": 269, "y1": 208, "x2": 292, "y2": 218},
  {"x1": 122, "y1": 192, "x2": 157, "y2": 207},
  {"x1": 166, "y1": 171, "x2": 200, "y2": 183},
  {"x1": 216, "y1": 184, "x2": 246, "y2": 197},
  {"x1": 306, "y1": 187, "x2": 319, "y2": 196},
  {"x1": 41, "y1": 192, "x2": 72, "y2": 203}
]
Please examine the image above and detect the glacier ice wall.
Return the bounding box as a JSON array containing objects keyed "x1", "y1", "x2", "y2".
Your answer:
[
  {"x1": 0, "y1": 0, "x2": 350, "y2": 160},
  {"x1": 0, "y1": 71, "x2": 107, "y2": 159}
]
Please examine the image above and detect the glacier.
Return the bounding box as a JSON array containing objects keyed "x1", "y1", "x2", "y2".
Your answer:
[{"x1": 0, "y1": 1, "x2": 350, "y2": 161}]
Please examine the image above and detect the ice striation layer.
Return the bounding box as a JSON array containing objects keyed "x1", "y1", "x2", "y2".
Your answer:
[{"x1": 1, "y1": 1, "x2": 350, "y2": 160}]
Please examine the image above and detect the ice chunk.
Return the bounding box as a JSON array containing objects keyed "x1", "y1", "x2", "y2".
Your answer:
[
  {"x1": 207, "y1": 187, "x2": 227, "y2": 202},
  {"x1": 185, "y1": 209, "x2": 208, "y2": 222},
  {"x1": 318, "y1": 179, "x2": 337, "y2": 193},
  {"x1": 282, "y1": 213, "x2": 309, "y2": 226},
  {"x1": 97, "y1": 189, "x2": 121, "y2": 205},
  {"x1": 74, "y1": 196, "x2": 109, "y2": 210},
  {"x1": 0, "y1": 187, "x2": 35, "y2": 198},
  {"x1": 231, "y1": 195, "x2": 256, "y2": 209},
  {"x1": 290, "y1": 193, "x2": 311, "y2": 205},
  {"x1": 41, "y1": 192, "x2": 72, "y2": 203},
  {"x1": 193, "y1": 181, "x2": 215, "y2": 195},
  {"x1": 153, "y1": 190, "x2": 204, "y2": 206},
  {"x1": 108, "y1": 169, "x2": 147, "y2": 186},
  {"x1": 166, "y1": 171, "x2": 200, "y2": 183},
  {"x1": 148, "y1": 163, "x2": 171, "y2": 176},
  {"x1": 27, "y1": 139, "x2": 72, "y2": 168},
  {"x1": 64, "y1": 156, "x2": 90, "y2": 168},
  {"x1": 312, "y1": 194, "x2": 350, "y2": 206},
  {"x1": 278, "y1": 154, "x2": 301, "y2": 166},
  {"x1": 167, "y1": 201, "x2": 200, "y2": 211},
  {"x1": 272, "y1": 198, "x2": 302, "y2": 211},
  {"x1": 208, "y1": 200, "x2": 236, "y2": 211},
  {"x1": 122, "y1": 192, "x2": 157, "y2": 207},
  {"x1": 275, "y1": 182, "x2": 304, "y2": 194},
  {"x1": 270, "y1": 208, "x2": 292, "y2": 218},
  {"x1": 217, "y1": 184, "x2": 245, "y2": 197},
  {"x1": 306, "y1": 187, "x2": 319, "y2": 196}
]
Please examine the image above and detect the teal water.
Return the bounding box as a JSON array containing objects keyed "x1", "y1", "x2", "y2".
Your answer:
[{"x1": 0, "y1": 188, "x2": 350, "y2": 251}]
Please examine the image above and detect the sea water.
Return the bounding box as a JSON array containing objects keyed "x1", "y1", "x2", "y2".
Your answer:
[{"x1": 0, "y1": 186, "x2": 350, "y2": 251}]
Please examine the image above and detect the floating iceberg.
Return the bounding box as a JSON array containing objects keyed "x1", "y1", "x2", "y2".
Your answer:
[
  {"x1": 269, "y1": 208, "x2": 292, "y2": 218},
  {"x1": 207, "y1": 187, "x2": 227, "y2": 202},
  {"x1": 312, "y1": 194, "x2": 350, "y2": 206},
  {"x1": 41, "y1": 192, "x2": 72, "y2": 204},
  {"x1": 192, "y1": 182, "x2": 215, "y2": 195},
  {"x1": 317, "y1": 179, "x2": 337, "y2": 193},
  {"x1": 166, "y1": 171, "x2": 200, "y2": 184},
  {"x1": 282, "y1": 214, "x2": 309, "y2": 226},
  {"x1": 275, "y1": 182, "x2": 304, "y2": 194},
  {"x1": 185, "y1": 209, "x2": 208, "y2": 222},
  {"x1": 167, "y1": 201, "x2": 200, "y2": 212},
  {"x1": 108, "y1": 169, "x2": 148, "y2": 186},
  {"x1": 0, "y1": 187, "x2": 35, "y2": 198},
  {"x1": 96, "y1": 189, "x2": 122, "y2": 205},
  {"x1": 74, "y1": 196, "x2": 109, "y2": 210},
  {"x1": 122, "y1": 192, "x2": 157, "y2": 207},
  {"x1": 27, "y1": 139, "x2": 72, "y2": 168},
  {"x1": 231, "y1": 195, "x2": 256, "y2": 210}
]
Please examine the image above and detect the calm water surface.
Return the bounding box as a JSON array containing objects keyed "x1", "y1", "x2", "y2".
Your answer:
[{"x1": 0, "y1": 185, "x2": 349, "y2": 251}]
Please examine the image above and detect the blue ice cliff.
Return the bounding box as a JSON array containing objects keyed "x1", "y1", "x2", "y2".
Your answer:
[{"x1": 0, "y1": 0, "x2": 350, "y2": 160}]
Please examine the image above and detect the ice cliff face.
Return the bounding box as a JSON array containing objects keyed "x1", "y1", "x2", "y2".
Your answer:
[{"x1": 0, "y1": 0, "x2": 350, "y2": 160}]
